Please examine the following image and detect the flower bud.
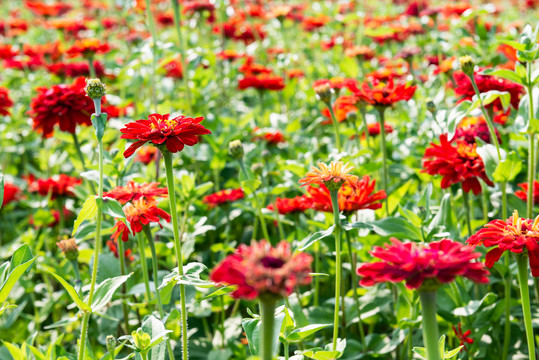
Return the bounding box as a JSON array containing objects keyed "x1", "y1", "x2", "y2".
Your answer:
[
  {"x1": 106, "y1": 335, "x2": 116, "y2": 355},
  {"x1": 228, "y1": 140, "x2": 244, "y2": 159},
  {"x1": 85, "y1": 78, "x2": 106, "y2": 99},
  {"x1": 57, "y1": 238, "x2": 79, "y2": 261},
  {"x1": 132, "y1": 328, "x2": 151, "y2": 351},
  {"x1": 426, "y1": 99, "x2": 436, "y2": 114},
  {"x1": 459, "y1": 55, "x2": 475, "y2": 77},
  {"x1": 346, "y1": 111, "x2": 357, "y2": 122},
  {"x1": 252, "y1": 162, "x2": 264, "y2": 175},
  {"x1": 314, "y1": 83, "x2": 333, "y2": 104}
]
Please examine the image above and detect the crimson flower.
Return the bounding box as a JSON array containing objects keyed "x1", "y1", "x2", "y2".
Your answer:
[
  {"x1": 357, "y1": 238, "x2": 489, "y2": 290},
  {"x1": 29, "y1": 76, "x2": 94, "y2": 137},
  {"x1": 453, "y1": 323, "x2": 474, "y2": 352},
  {"x1": 0, "y1": 87, "x2": 13, "y2": 116},
  {"x1": 104, "y1": 181, "x2": 168, "y2": 204},
  {"x1": 111, "y1": 198, "x2": 171, "y2": 242},
  {"x1": 67, "y1": 38, "x2": 110, "y2": 58},
  {"x1": 120, "y1": 113, "x2": 211, "y2": 158},
  {"x1": 515, "y1": 181, "x2": 539, "y2": 204},
  {"x1": 454, "y1": 116, "x2": 501, "y2": 145},
  {"x1": 253, "y1": 127, "x2": 286, "y2": 144},
  {"x1": 367, "y1": 122, "x2": 394, "y2": 136},
  {"x1": 2, "y1": 183, "x2": 21, "y2": 207},
  {"x1": 347, "y1": 78, "x2": 416, "y2": 107},
  {"x1": 204, "y1": 188, "x2": 244, "y2": 208},
  {"x1": 29, "y1": 174, "x2": 81, "y2": 199},
  {"x1": 210, "y1": 240, "x2": 313, "y2": 300},
  {"x1": 267, "y1": 196, "x2": 312, "y2": 215},
  {"x1": 422, "y1": 134, "x2": 493, "y2": 195},
  {"x1": 238, "y1": 74, "x2": 285, "y2": 91},
  {"x1": 467, "y1": 210, "x2": 539, "y2": 275},
  {"x1": 46, "y1": 60, "x2": 106, "y2": 78}
]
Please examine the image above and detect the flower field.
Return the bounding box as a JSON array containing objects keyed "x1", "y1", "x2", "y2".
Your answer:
[{"x1": 3, "y1": 0, "x2": 539, "y2": 359}]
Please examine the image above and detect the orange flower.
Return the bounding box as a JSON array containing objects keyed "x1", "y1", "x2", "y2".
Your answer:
[{"x1": 299, "y1": 161, "x2": 358, "y2": 190}]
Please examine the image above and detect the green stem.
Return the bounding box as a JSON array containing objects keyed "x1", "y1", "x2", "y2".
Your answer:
[
  {"x1": 284, "y1": 342, "x2": 290, "y2": 360},
  {"x1": 528, "y1": 133, "x2": 536, "y2": 219},
  {"x1": 162, "y1": 151, "x2": 189, "y2": 360},
  {"x1": 117, "y1": 238, "x2": 131, "y2": 334},
  {"x1": 137, "y1": 232, "x2": 152, "y2": 301},
  {"x1": 259, "y1": 298, "x2": 277, "y2": 360},
  {"x1": 501, "y1": 183, "x2": 512, "y2": 360},
  {"x1": 377, "y1": 108, "x2": 389, "y2": 216},
  {"x1": 71, "y1": 132, "x2": 96, "y2": 194},
  {"x1": 145, "y1": 0, "x2": 158, "y2": 111},
  {"x1": 345, "y1": 231, "x2": 366, "y2": 350},
  {"x1": 314, "y1": 241, "x2": 320, "y2": 307},
  {"x1": 462, "y1": 187, "x2": 472, "y2": 237},
  {"x1": 271, "y1": 196, "x2": 286, "y2": 241},
  {"x1": 170, "y1": 0, "x2": 192, "y2": 112},
  {"x1": 239, "y1": 159, "x2": 271, "y2": 242},
  {"x1": 516, "y1": 255, "x2": 536, "y2": 360},
  {"x1": 330, "y1": 189, "x2": 342, "y2": 351},
  {"x1": 87, "y1": 57, "x2": 96, "y2": 78},
  {"x1": 326, "y1": 101, "x2": 342, "y2": 152},
  {"x1": 419, "y1": 291, "x2": 441, "y2": 360},
  {"x1": 69, "y1": 259, "x2": 82, "y2": 294}
]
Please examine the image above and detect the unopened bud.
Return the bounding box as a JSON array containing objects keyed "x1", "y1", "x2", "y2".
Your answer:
[
  {"x1": 346, "y1": 111, "x2": 357, "y2": 122},
  {"x1": 459, "y1": 55, "x2": 475, "y2": 77},
  {"x1": 426, "y1": 99, "x2": 436, "y2": 114},
  {"x1": 229, "y1": 140, "x2": 244, "y2": 159},
  {"x1": 252, "y1": 162, "x2": 264, "y2": 175},
  {"x1": 106, "y1": 335, "x2": 116, "y2": 355},
  {"x1": 57, "y1": 238, "x2": 79, "y2": 261},
  {"x1": 85, "y1": 78, "x2": 106, "y2": 99},
  {"x1": 132, "y1": 328, "x2": 151, "y2": 350},
  {"x1": 314, "y1": 83, "x2": 333, "y2": 104}
]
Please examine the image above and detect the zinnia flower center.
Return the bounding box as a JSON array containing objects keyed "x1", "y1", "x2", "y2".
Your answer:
[{"x1": 260, "y1": 256, "x2": 285, "y2": 269}]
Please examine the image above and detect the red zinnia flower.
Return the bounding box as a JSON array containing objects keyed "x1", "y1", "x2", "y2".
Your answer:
[
  {"x1": 107, "y1": 239, "x2": 134, "y2": 262},
  {"x1": 120, "y1": 113, "x2": 211, "y2": 158},
  {"x1": 29, "y1": 174, "x2": 81, "y2": 199},
  {"x1": 321, "y1": 95, "x2": 357, "y2": 124},
  {"x1": 467, "y1": 210, "x2": 539, "y2": 275},
  {"x1": 2, "y1": 183, "x2": 21, "y2": 207},
  {"x1": 422, "y1": 134, "x2": 493, "y2": 195},
  {"x1": 454, "y1": 116, "x2": 501, "y2": 145},
  {"x1": 135, "y1": 146, "x2": 159, "y2": 165},
  {"x1": 238, "y1": 74, "x2": 285, "y2": 91},
  {"x1": 367, "y1": 122, "x2": 394, "y2": 136},
  {"x1": 104, "y1": 181, "x2": 168, "y2": 204},
  {"x1": 253, "y1": 127, "x2": 286, "y2": 145},
  {"x1": 267, "y1": 196, "x2": 312, "y2": 215},
  {"x1": 306, "y1": 176, "x2": 386, "y2": 213},
  {"x1": 46, "y1": 60, "x2": 106, "y2": 78},
  {"x1": 26, "y1": 0, "x2": 72, "y2": 17},
  {"x1": 29, "y1": 76, "x2": 95, "y2": 138},
  {"x1": 357, "y1": 238, "x2": 489, "y2": 290},
  {"x1": 348, "y1": 78, "x2": 416, "y2": 107},
  {"x1": 204, "y1": 188, "x2": 244, "y2": 208},
  {"x1": 210, "y1": 240, "x2": 313, "y2": 300},
  {"x1": 453, "y1": 323, "x2": 474, "y2": 352},
  {"x1": 67, "y1": 38, "x2": 110, "y2": 59},
  {"x1": 515, "y1": 181, "x2": 539, "y2": 204},
  {"x1": 111, "y1": 198, "x2": 171, "y2": 242},
  {"x1": 0, "y1": 87, "x2": 13, "y2": 116}
]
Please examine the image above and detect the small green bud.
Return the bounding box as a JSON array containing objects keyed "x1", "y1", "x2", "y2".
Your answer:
[
  {"x1": 228, "y1": 140, "x2": 244, "y2": 159},
  {"x1": 346, "y1": 111, "x2": 357, "y2": 122},
  {"x1": 132, "y1": 328, "x2": 151, "y2": 351},
  {"x1": 85, "y1": 78, "x2": 106, "y2": 99},
  {"x1": 459, "y1": 55, "x2": 475, "y2": 77},
  {"x1": 252, "y1": 162, "x2": 264, "y2": 175},
  {"x1": 56, "y1": 238, "x2": 79, "y2": 261},
  {"x1": 314, "y1": 83, "x2": 333, "y2": 104},
  {"x1": 426, "y1": 99, "x2": 436, "y2": 114},
  {"x1": 106, "y1": 335, "x2": 116, "y2": 355}
]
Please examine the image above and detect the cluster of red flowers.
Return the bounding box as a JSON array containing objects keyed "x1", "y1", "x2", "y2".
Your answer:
[
  {"x1": 238, "y1": 57, "x2": 285, "y2": 91},
  {"x1": 348, "y1": 78, "x2": 416, "y2": 107},
  {"x1": 422, "y1": 135, "x2": 493, "y2": 195},
  {"x1": 28, "y1": 174, "x2": 81, "y2": 199},
  {"x1": 203, "y1": 188, "x2": 245, "y2": 208},
  {"x1": 210, "y1": 240, "x2": 313, "y2": 299},
  {"x1": 357, "y1": 238, "x2": 490, "y2": 290},
  {"x1": 66, "y1": 38, "x2": 110, "y2": 59}
]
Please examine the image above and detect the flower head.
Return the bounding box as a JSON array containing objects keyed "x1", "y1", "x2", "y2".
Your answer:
[
  {"x1": 299, "y1": 161, "x2": 358, "y2": 191},
  {"x1": 0, "y1": 87, "x2": 13, "y2": 116},
  {"x1": 357, "y1": 238, "x2": 489, "y2": 290},
  {"x1": 104, "y1": 181, "x2": 168, "y2": 204},
  {"x1": 203, "y1": 188, "x2": 244, "y2": 208},
  {"x1": 238, "y1": 74, "x2": 285, "y2": 91},
  {"x1": 422, "y1": 134, "x2": 493, "y2": 195},
  {"x1": 67, "y1": 38, "x2": 110, "y2": 58},
  {"x1": 347, "y1": 78, "x2": 416, "y2": 107},
  {"x1": 453, "y1": 323, "x2": 474, "y2": 352},
  {"x1": 111, "y1": 198, "x2": 171, "y2": 242},
  {"x1": 267, "y1": 196, "x2": 313, "y2": 215},
  {"x1": 321, "y1": 95, "x2": 357, "y2": 124},
  {"x1": 210, "y1": 240, "x2": 313, "y2": 300},
  {"x1": 57, "y1": 238, "x2": 79, "y2": 261},
  {"x1": 2, "y1": 182, "x2": 21, "y2": 207},
  {"x1": 85, "y1": 78, "x2": 106, "y2": 99},
  {"x1": 467, "y1": 210, "x2": 539, "y2": 275},
  {"x1": 120, "y1": 113, "x2": 211, "y2": 158},
  {"x1": 29, "y1": 174, "x2": 81, "y2": 199}
]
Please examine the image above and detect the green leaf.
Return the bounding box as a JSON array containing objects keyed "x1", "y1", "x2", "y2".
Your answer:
[
  {"x1": 445, "y1": 346, "x2": 464, "y2": 359},
  {"x1": 72, "y1": 195, "x2": 98, "y2": 236},
  {"x1": 241, "y1": 179, "x2": 261, "y2": 196},
  {"x1": 447, "y1": 101, "x2": 471, "y2": 139},
  {"x1": 89, "y1": 273, "x2": 132, "y2": 312},
  {"x1": 0, "y1": 248, "x2": 36, "y2": 305},
  {"x1": 99, "y1": 197, "x2": 131, "y2": 233},
  {"x1": 297, "y1": 225, "x2": 335, "y2": 251},
  {"x1": 492, "y1": 151, "x2": 522, "y2": 182},
  {"x1": 8, "y1": 244, "x2": 33, "y2": 274},
  {"x1": 481, "y1": 68, "x2": 524, "y2": 86},
  {"x1": 2, "y1": 342, "x2": 24, "y2": 360},
  {"x1": 48, "y1": 272, "x2": 91, "y2": 313},
  {"x1": 142, "y1": 315, "x2": 171, "y2": 360},
  {"x1": 0, "y1": 168, "x2": 4, "y2": 208},
  {"x1": 476, "y1": 143, "x2": 501, "y2": 182},
  {"x1": 286, "y1": 324, "x2": 331, "y2": 343},
  {"x1": 198, "y1": 285, "x2": 238, "y2": 302},
  {"x1": 92, "y1": 113, "x2": 108, "y2": 142},
  {"x1": 160, "y1": 263, "x2": 213, "y2": 290},
  {"x1": 516, "y1": 88, "x2": 539, "y2": 133},
  {"x1": 470, "y1": 90, "x2": 510, "y2": 111},
  {"x1": 242, "y1": 311, "x2": 285, "y2": 356},
  {"x1": 452, "y1": 293, "x2": 498, "y2": 317},
  {"x1": 368, "y1": 217, "x2": 422, "y2": 241},
  {"x1": 301, "y1": 339, "x2": 346, "y2": 359}
]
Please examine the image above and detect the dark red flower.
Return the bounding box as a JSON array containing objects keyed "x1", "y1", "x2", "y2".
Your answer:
[
  {"x1": 267, "y1": 196, "x2": 312, "y2": 215},
  {"x1": 210, "y1": 240, "x2": 313, "y2": 300},
  {"x1": 454, "y1": 116, "x2": 501, "y2": 145},
  {"x1": 515, "y1": 181, "x2": 539, "y2": 204},
  {"x1": 111, "y1": 198, "x2": 171, "y2": 242},
  {"x1": 104, "y1": 181, "x2": 168, "y2": 204},
  {"x1": 357, "y1": 238, "x2": 489, "y2": 290},
  {"x1": 422, "y1": 134, "x2": 494, "y2": 195},
  {"x1": 253, "y1": 127, "x2": 286, "y2": 145},
  {"x1": 120, "y1": 113, "x2": 211, "y2": 158},
  {"x1": 367, "y1": 122, "x2": 394, "y2": 136},
  {"x1": 161, "y1": 56, "x2": 184, "y2": 79},
  {"x1": 66, "y1": 38, "x2": 110, "y2": 59},
  {"x1": 0, "y1": 87, "x2": 13, "y2": 116},
  {"x1": 467, "y1": 210, "x2": 539, "y2": 276},
  {"x1": 348, "y1": 78, "x2": 416, "y2": 107},
  {"x1": 29, "y1": 174, "x2": 81, "y2": 199},
  {"x1": 2, "y1": 183, "x2": 21, "y2": 207},
  {"x1": 238, "y1": 74, "x2": 285, "y2": 91},
  {"x1": 46, "y1": 61, "x2": 106, "y2": 78},
  {"x1": 29, "y1": 76, "x2": 94, "y2": 138},
  {"x1": 453, "y1": 323, "x2": 474, "y2": 352},
  {"x1": 307, "y1": 176, "x2": 386, "y2": 213},
  {"x1": 204, "y1": 188, "x2": 244, "y2": 208}
]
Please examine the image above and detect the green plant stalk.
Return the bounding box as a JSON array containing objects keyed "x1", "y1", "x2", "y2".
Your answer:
[
  {"x1": 270, "y1": 196, "x2": 286, "y2": 241},
  {"x1": 359, "y1": 106, "x2": 370, "y2": 150},
  {"x1": 69, "y1": 259, "x2": 82, "y2": 294},
  {"x1": 137, "y1": 232, "x2": 152, "y2": 302},
  {"x1": 71, "y1": 132, "x2": 96, "y2": 194},
  {"x1": 142, "y1": 225, "x2": 175, "y2": 360},
  {"x1": 259, "y1": 298, "x2": 277, "y2": 360},
  {"x1": 162, "y1": 150, "x2": 189, "y2": 360},
  {"x1": 330, "y1": 189, "x2": 342, "y2": 351},
  {"x1": 501, "y1": 183, "x2": 511, "y2": 360},
  {"x1": 170, "y1": 0, "x2": 192, "y2": 112},
  {"x1": 326, "y1": 101, "x2": 342, "y2": 152},
  {"x1": 117, "y1": 237, "x2": 131, "y2": 334},
  {"x1": 528, "y1": 133, "x2": 536, "y2": 219},
  {"x1": 516, "y1": 254, "x2": 536, "y2": 360},
  {"x1": 78, "y1": 136, "x2": 104, "y2": 360},
  {"x1": 284, "y1": 342, "x2": 290, "y2": 360},
  {"x1": 238, "y1": 158, "x2": 271, "y2": 241},
  {"x1": 344, "y1": 231, "x2": 366, "y2": 350},
  {"x1": 57, "y1": 197, "x2": 65, "y2": 236},
  {"x1": 144, "y1": 0, "x2": 158, "y2": 110},
  {"x1": 87, "y1": 56, "x2": 96, "y2": 78},
  {"x1": 314, "y1": 240, "x2": 320, "y2": 307},
  {"x1": 419, "y1": 291, "x2": 441, "y2": 360},
  {"x1": 377, "y1": 108, "x2": 390, "y2": 216},
  {"x1": 462, "y1": 188, "x2": 472, "y2": 237}
]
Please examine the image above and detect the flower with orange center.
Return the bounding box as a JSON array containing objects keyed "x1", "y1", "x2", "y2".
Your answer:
[
  {"x1": 67, "y1": 38, "x2": 110, "y2": 59},
  {"x1": 306, "y1": 176, "x2": 386, "y2": 214},
  {"x1": 120, "y1": 113, "x2": 211, "y2": 158},
  {"x1": 267, "y1": 196, "x2": 313, "y2": 215},
  {"x1": 111, "y1": 198, "x2": 171, "y2": 242},
  {"x1": 348, "y1": 78, "x2": 416, "y2": 107},
  {"x1": 104, "y1": 181, "x2": 168, "y2": 204},
  {"x1": 299, "y1": 161, "x2": 358, "y2": 191},
  {"x1": 467, "y1": 210, "x2": 539, "y2": 275},
  {"x1": 422, "y1": 135, "x2": 493, "y2": 195},
  {"x1": 455, "y1": 116, "x2": 501, "y2": 145}
]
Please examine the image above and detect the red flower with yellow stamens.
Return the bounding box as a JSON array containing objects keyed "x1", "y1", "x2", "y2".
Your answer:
[
  {"x1": 515, "y1": 181, "x2": 539, "y2": 204},
  {"x1": 29, "y1": 174, "x2": 81, "y2": 199},
  {"x1": 454, "y1": 116, "x2": 501, "y2": 144},
  {"x1": 111, "y1": 198, "x2": 171, "y2": 242},
  {"x1": 29, "y1": 76, "x2": 95, "y2": 138},
  {"x1": 422, "y1": 134, "x2": 493, "y2": 195},
  {"x1": 267, "y1": 196, "x2": 312, "y2": 215},
  {"x1": 120, "y1": 113, "x2": 211, "y2": 158},
  {"x1": 307, "y1": 176, "x2": 386, "y2": 213},
  {"x1": 467, "y1": 210, "x2": 539, "y2": 275},
  {"x1": 299, "y1": 161, "x2": 358, "y2": 189},
  {"x1": 357, "y1": 238, "x2": 489, "y2": 290},
  {"x1": 203, "y1": 188, "x2": 245, "y2": 208},
  {"x1": 347, "y1": 78, "x2": 416, "y2": 107},
  {"x1": 66, "y1": 38, "x2": 110, "y2": 58},
  {"x1": 210, "y1": 240, "x2": 313, "y2": 300},
  {"x1": 103, "y1": 181, "x2": 168, "y2": 204}
]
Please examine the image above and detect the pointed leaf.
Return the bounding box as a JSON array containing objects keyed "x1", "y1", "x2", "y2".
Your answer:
[
  {"x1": 48, "y1": 272, "x2": 91, "y2": 313},
  {"x1": 89, "y1": 273, "x2": 132, "y2": 312},
  {"x1": 72, "y1": 195, "x2": 98, "y2": 236}
]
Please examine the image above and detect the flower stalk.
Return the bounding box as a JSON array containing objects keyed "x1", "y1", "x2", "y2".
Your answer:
[
  {"x1": 259, "y1": 297, "x2": 277, "y2": 360},
  {"x1": 330, "y1": 189, "x2": 342, "y2": 351},
  {"x1": 419, "y1": 291, "x2": 441, "y2": 360},
  {"x1": 517, "y1": 254, "x2": 536, "y2": 360},
  {"x1": 377, "y1": 108, "x2": 389, "y2": 216}
]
